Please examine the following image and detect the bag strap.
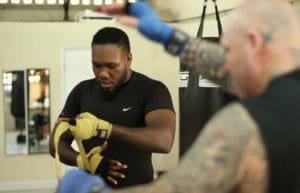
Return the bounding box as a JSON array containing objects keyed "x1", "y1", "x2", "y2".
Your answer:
[
  {"x1": 197, "y1": 0, "x2": 222, "y2": 38},
  {"x1": 213, "y1": 0, "x2": 223, "y2": 37},
  {"x1": 197, "y1": 0, "x2": 207, "y2": 38},
  {"x1": 179, "y1": 0, "x2": 222, "y2": 71}
]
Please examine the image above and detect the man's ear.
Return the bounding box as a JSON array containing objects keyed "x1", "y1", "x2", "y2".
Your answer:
[
  {"x1": 247, "y1": 28, "x2": 264, "y2": 52},
  {"x1": 127, "y1": 53, "x2": 132, "y2": 65},
  {"x1": 247, "y1": 28, "x2": 270, "y2": 64}
]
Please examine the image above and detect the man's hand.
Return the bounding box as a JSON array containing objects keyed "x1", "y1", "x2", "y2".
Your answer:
[
  {"x1": 87, "y1": 143, "x2": 128, "y2": 186},
  {"x1": 69, "y1": 112, "x2": 112, "y2": 140},
  {"x1": 96, "y1": 157, "x2": 128, "y2": 186},
  {"x1": 99, "y1": 1, "x2": 175, "y2": 46}
]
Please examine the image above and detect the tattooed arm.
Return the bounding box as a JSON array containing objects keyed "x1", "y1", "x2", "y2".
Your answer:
[
  {"x1": 180, "y1": 38, "x2": 237, "y2": 95},
  {"x1": 113, "y1": 103, "x2": 268, "y2": 193}
]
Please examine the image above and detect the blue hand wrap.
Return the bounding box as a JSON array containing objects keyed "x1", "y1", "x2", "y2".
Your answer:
[
  {"x1": 128, "y1": 1, "x2": 175, "y2": 46},
  {"x1": 56, "y1": 169, "x2": 111, "y2": 193}
]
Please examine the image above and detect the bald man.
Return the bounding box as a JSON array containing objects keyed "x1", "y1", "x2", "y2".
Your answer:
[{"x1": 57, "y1": 0, "x2": 300, "y2": 193}]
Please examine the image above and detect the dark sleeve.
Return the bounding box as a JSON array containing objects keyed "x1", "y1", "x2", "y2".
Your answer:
[
  {"x1": 144, "y1": 81, "x2": 174, "y2": 114},
  {"x1": 59, "y1": 83, "x2": 82, "y2": 118}
]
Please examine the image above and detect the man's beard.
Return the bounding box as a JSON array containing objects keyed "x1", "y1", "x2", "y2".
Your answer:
[
  {"x1": 100, "y1": 69, "x2": 130, "y2": 100},
  {"x1": 101, "y1": 86, "x2": 122, "y2": 100}
]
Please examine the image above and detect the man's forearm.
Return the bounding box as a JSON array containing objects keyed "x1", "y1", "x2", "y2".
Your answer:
[
  {"x1": 179, "y1": 37, "x2": 235, "y2": 94},
  {"x1": 111, "y1": 124, "x2": 174, "y2": 153},
  {"x1": 58, "y1": 139, "x2": 79, "y2": 166}
]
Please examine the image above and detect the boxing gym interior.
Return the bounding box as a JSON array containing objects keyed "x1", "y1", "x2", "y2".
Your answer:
[{"x1": 0, "y1": 0, "x2": 299, "y2": 192}]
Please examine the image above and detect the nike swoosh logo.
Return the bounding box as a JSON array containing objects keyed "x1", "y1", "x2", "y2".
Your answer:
[{"x1": 123, "y1": 107, "x2": 131, "y2": 112}]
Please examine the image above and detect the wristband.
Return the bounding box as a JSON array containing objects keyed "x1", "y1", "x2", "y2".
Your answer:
[
  {"x1": 74, "y1": 112, "x2": 112, "y2": 139},
  {"x1": 97, "y1": 119, "x2": 112, "y2": 138},
  {"x1": 165, "y1": 30, "x2": 190, "y2": 56}
]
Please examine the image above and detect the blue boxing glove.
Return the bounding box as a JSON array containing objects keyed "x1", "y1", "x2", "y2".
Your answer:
[
  {"x1": 56, "y1": 169, "x2": 111, "y2": 193},
  {"x1": 127, "y1": 1, "x2": 175, "y2": 46},
  {"x1": 126, "y1": 1, "x2": 190, "y2": 55}
]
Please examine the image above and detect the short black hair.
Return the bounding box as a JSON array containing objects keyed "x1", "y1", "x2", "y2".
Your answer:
[{"x1": 92, "y1": 27, "x2": 131, "y2": 53}]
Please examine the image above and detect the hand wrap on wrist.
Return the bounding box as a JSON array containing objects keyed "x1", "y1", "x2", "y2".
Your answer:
[
  {"x1": 165, "y1": 30, "x2": 191, "y2": 55},
  {"x1": 69, "y1": 112, "x2": 112, "y2": 140},
  {"x1": 54, "y1": 115, "x2": 110, "y2": 181},
  {"x1": 54, "y1": 121, "x2": 72, "y2": 180},
  {"x1": 76, "y1": 155, "x2": 85, "y2": 170},
  {"x1": 87, "y1": 146, "x2": 105, "y2": 174}
]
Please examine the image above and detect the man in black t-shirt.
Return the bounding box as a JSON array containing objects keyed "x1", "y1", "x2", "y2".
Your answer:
[{"x1": 49, "y1": 27, "x2": 176, "y2": 188}]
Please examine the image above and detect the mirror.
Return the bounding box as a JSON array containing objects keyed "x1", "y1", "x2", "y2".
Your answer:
[
  {"x1": 3, "y1": 70, "x2": 27, "y2": 154},
  {"x1": 3, "y1": 69, "x2": 50, "y2": 155}
]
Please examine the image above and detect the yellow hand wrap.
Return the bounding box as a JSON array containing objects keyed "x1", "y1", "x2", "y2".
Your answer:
[
  {"x1": 53, "y1": 113, "x2": 110, "y2": 181},
  {"x1": 69, "y1": 112, "x2": 112, "y2": 140},
  {"x1": 76, "y1": 154, "x2": 85, "y2": 170},
  {"x1": 53, "y1": 120, "x2": 90, "y2": 181},
  {"x1": 53, "y1": 121, "x2": 71, "y2": 181},
  {"x1": 87, "y1": 146, "x2": 104, "y2": 174}
]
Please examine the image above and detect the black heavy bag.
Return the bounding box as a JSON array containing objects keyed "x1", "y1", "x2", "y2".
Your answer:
[{"x1": 179, "y1": 0, "x2": 237, "y2": 157}]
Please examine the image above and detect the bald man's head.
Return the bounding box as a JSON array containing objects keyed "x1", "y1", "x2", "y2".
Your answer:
[
  {"x1": 224, "y1": 0, "x2": 300, "y2": 44},
  {"x1": 221, "y1": 0, "x2": 300, "y2": 98}
]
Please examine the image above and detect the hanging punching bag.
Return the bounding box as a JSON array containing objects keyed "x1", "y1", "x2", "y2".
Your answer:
[{"x1": 179, "y1": 0, "x2": 237, "y2": 157}]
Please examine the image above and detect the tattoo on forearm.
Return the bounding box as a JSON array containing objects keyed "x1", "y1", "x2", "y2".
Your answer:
[
  {"x1": 180, "y1": 38, "x2": 235, "y2": 94},
  {"x1": 114, "y1": 104, "x2": 268, "y2": 193},
  {"x1": 164, "y1": 104, "x2": 238, "y2": 192},
  {"x1": 163, "y1": 103, "x2": 267, "y2": 193}
]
